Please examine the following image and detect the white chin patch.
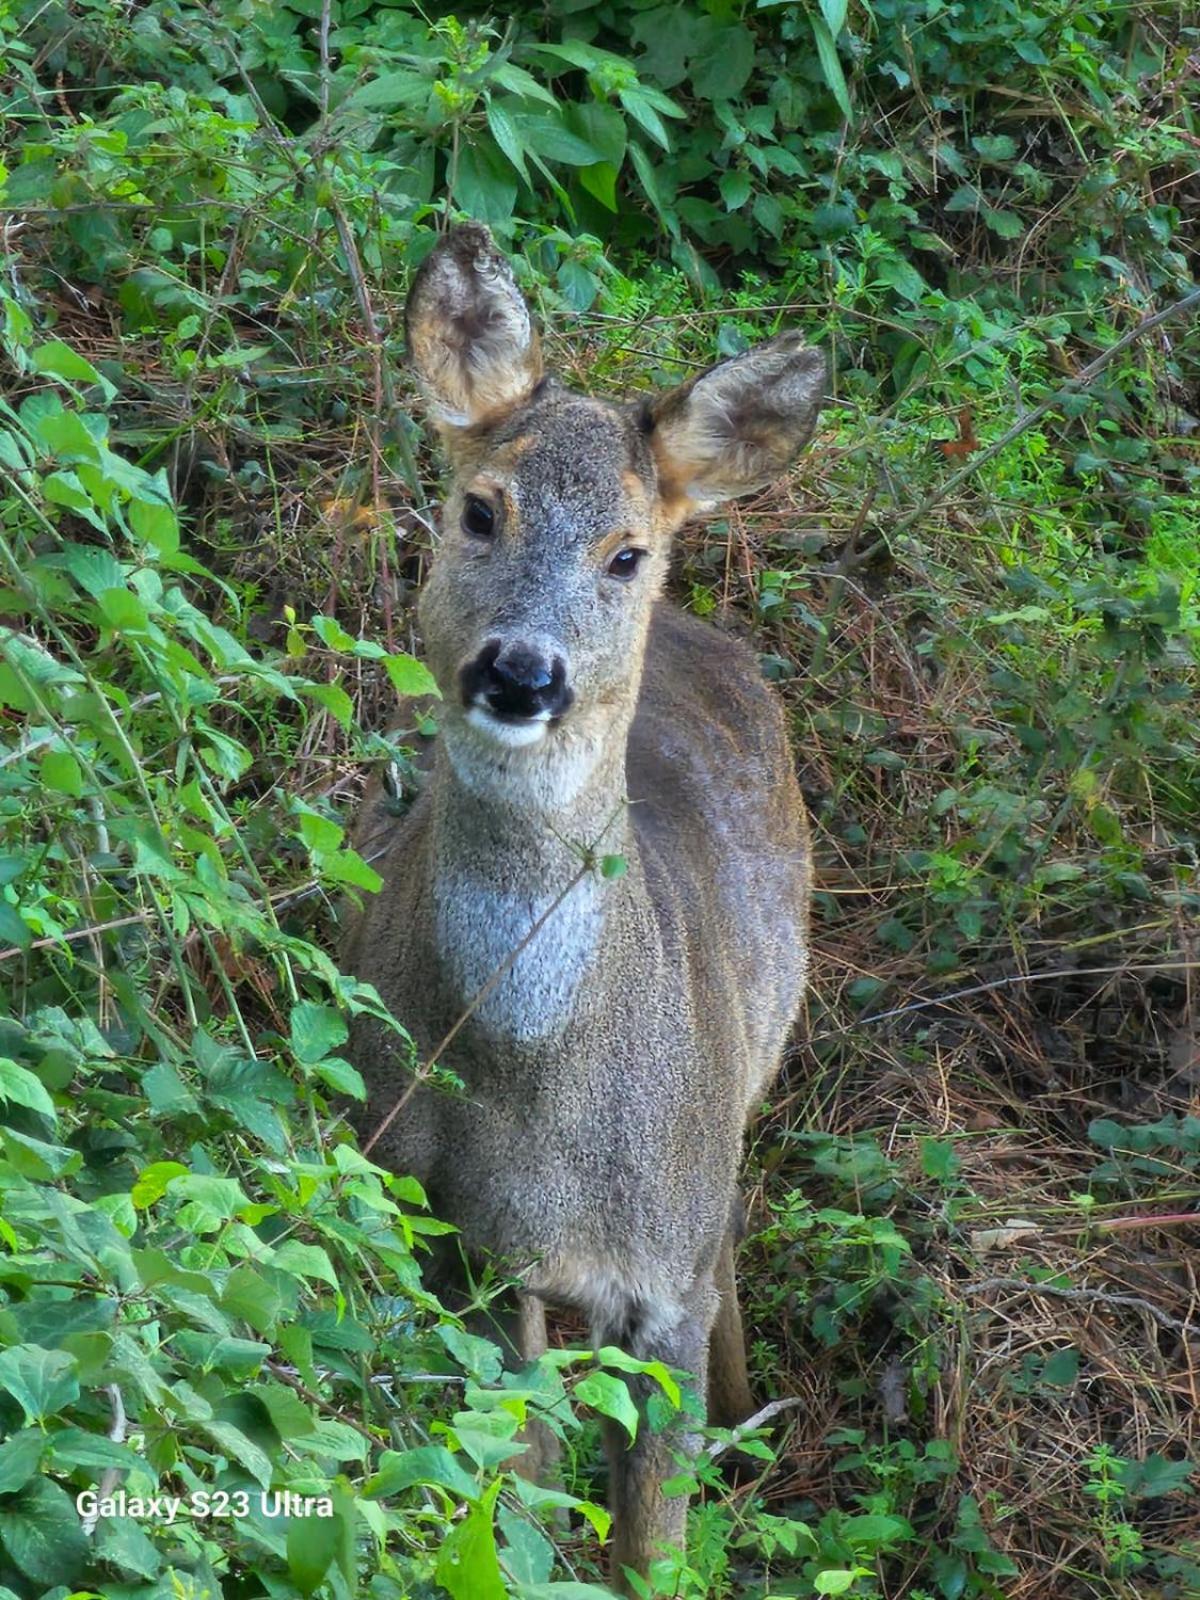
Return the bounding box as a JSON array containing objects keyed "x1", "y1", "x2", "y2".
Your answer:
[{"x1": 466, "y1": 705, "x2": 550, "y2": 748}]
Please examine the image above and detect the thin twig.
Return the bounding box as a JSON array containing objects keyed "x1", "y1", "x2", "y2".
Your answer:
[
  {"x1": 81, "y1": 1385, "x2": 127, "y2": 1536},
  {"x1": 964, "y1": 1276, "x2": 1195, "y2": 1338},
  {"x1": 264, "y1": 1360, "x2": 381, "y2": 1443},
  {"x1": 705, "y1": 1396, "x2": 806, "y2": 1458}
]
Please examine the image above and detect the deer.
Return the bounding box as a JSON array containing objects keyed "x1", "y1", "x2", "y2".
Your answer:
[{"x1": 342, "y1": 223, "x2": 823, "y2": 1592}]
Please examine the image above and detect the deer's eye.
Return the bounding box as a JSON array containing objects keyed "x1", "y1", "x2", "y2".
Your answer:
[
  {"x1": 606, "y1": 547, "x2": 646, "y2": 581},
  {"x1": 462, "y1": 495, "x2": 496, "y2": 539}
]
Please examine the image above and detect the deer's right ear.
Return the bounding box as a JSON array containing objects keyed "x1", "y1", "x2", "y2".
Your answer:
[{"x1": 405, "y1": 224, "x2": 543, "y2": 437}]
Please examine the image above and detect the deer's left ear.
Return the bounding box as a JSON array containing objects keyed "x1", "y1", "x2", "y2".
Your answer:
[
  {"x1": 405, "y1": 223, "x2": 543, "y2": 434},
  {"x1": 647, "y1": 332, "x2": 825, "y2": 513}
]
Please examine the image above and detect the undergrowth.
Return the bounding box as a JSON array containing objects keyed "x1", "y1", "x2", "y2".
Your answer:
[{"x1": 0, "y1": 0, "x2": 1198, "y2": 1596}]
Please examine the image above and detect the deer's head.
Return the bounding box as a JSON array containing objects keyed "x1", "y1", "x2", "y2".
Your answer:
[{"x1": 406, "y1": 225, "x2": 824, "y2": 793}]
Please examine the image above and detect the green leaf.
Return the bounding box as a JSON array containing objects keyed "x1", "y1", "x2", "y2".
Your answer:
[
  {"x1": 167, "y1": 1172, "x2": 252, "y2": 1232},
  {"x1": 39, "y1": 747, "x2": 84, "y2": 797},
  {"x1": 47, "y1": 1425, "x2": 146, "y2": 1473},
  {"x1": 312, "y1": 1054, "x2": 366, "y2": 1099},
  {"x1": 689, "y1": 25, "x2": 756, "y2": 101},
  {"x1": 596, "y1": 1345, "x2": 680, "y2": 1406},
  {"x1": 454, "y1": 142, "x2": 518, "y2": 223},
  {"x1": 811, "y1": 17, "x2": 852, "y2": 119},
  {"x1": 0, "y1": 1343, "x2": 80, "y2": 1424},
  {"x1": 435, "y1": 1478, "x2": 506, "y2": 1600},
  {"x1": 0, "y1": 1124, "x2": 80, "y2": 1178},
  {"x1": 984, "y1": 207, "x2": 1024, "y2": 239},
  {"x1": 920, "y1": 1137, "x2": 960, "y2": 1182},
  {"x1": 972, "y1": 134, "x2": 1018, "y2": 162},
  {"x1": 618, "y1": 88, "x2": 673, "y2": 152},
  {"x1": 578, "y1": 162, "x2": 618, "y2": 211},
  {"x1": 820, "y1": 0, "x2": 848, "y2": 34},
  {"x1": 291, "y1": 1001, "x2": 349, "y2": 1064},
  {"x1": 287, "y1": 1504, "x2": 340, "y2": 1595},
  {"x1": 511, "y1": 111, "x2": 603, "y2": 167},
  {"x1": 0, "y1": 1058, "x2": 56, "y2": 1120},
  {"x1": 0, "y1": 1477, "x2": 88, "y2": 1587},
  {"x1": 815, "y1": 1572, "x2": 863, "y2": 1596},
  {"x1": 575, "y1": 1370, "x2": 639, "y2": 1440},
  {"x1": 365, "y1": 1444, "x2": 480, "y2": 1501},
  {"x1": 0, "y1": 1430, "x2": 44, "y2": 1495},
  {"x1": 719, "y1": 169, "x2": 751, "y2": 211},
  {"x1": 310, "y1": 614, "x2": 357, "y2": 652},
  {"x1": 384, "y1": 652, "x2": 439, "y2": 698},
  {"x1": 874, "y1": 254, "x2": 928, "y2": 304},
  {"x1": 273, "y1": 1240, "x2": 341, "y2": 1291},
  {"x1": 199, "y1": 1417, "x2": 274, "y2": 1486},
  {"x1": 349, "y1": 68, "x2": 430, "y2": 110},
  {"x1": 1118, "y1": 1451, "x2": 1194, "y2": 1499},
  {"x1": 1041, "y1": 1347, "x2": 1080, "y2": 1387},
  {"x1": 486, "y1": 99, "x2": 530, "y2": 183},
  {"x1": 30, "y1": 339, "x2": 110, "y2": 396}
]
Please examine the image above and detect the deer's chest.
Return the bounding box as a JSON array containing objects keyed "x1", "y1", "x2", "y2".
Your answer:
[{"x1": 433, "y1": 868, "x2": 604, "y2": 1043}]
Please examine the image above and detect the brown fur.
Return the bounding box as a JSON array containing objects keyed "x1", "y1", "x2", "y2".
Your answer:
[{"x1": 344, "y1": 225, "x2": 824, "y2": 1592}]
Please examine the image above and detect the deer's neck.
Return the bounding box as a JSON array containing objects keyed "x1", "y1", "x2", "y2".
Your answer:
[{"x1": 425, "y1": 719, "x2": 636, "y2": 1044}]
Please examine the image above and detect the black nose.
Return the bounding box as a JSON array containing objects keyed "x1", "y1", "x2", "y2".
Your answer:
[{"x1": 460, "y1": 640, "x2": 573, "y2": 722}]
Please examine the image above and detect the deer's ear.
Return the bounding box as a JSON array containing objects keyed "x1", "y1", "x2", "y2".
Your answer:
[
  {"x1": 405, "y1": 224, "x2": 543, "y2": 433},
  {"x1": 647, "y1": 332, "x2": 825, "y2": 513}
]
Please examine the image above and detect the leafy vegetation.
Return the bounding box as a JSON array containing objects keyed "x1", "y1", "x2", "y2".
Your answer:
[{"x1": 1, "y1": 0, "x2": 1197, "y2": 1596}]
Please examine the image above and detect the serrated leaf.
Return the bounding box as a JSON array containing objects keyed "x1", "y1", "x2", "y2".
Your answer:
[
  {"x1": 1041, "y1": 1347, "x2": 1079, "y2": 1387},
  {"x1": 273, "y1": 1240, "x2": 340, "y2": 1290},
  {"x1": 384, "y1": 652, "x2": 439, "y2": 698},
  {"x1": 290, "y1": 1001, "x2": 348, "y2": 1064},
  {"x1": 486, "y1": 99, "x2": 529, "y2": 183}
]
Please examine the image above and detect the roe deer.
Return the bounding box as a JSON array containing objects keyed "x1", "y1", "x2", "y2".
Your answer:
[{"x1": 343, "y1": 223, "x2": 823, "y2": 1591}]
